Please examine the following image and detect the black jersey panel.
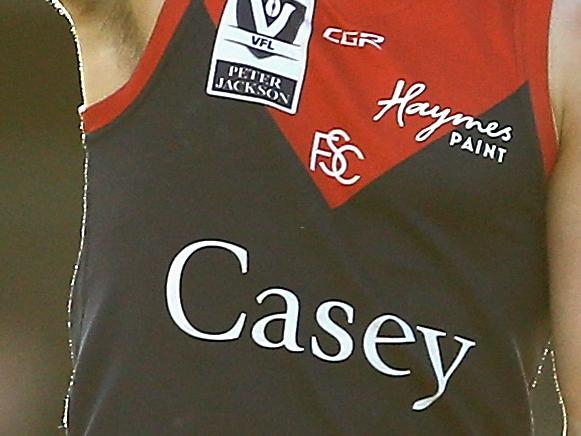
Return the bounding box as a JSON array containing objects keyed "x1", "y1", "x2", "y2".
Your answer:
[{"x1": 67, "y1": 1, "x2": 552, "y2": 435}]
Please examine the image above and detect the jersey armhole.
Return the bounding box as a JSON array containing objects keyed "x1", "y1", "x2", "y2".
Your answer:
[
  {"x1": 515, "y1": 0, "x2": 559, "y2": 176},
  {"x1": 80, "y1": 0, "x2": 191, "y2": 134}
]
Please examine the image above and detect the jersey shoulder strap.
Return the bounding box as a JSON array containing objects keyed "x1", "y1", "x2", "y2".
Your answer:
[{"x1": 515, "y1": 0, "x2": 559, "y2": 173}]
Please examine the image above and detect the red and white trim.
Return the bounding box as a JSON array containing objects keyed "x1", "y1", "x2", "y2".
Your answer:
[{"x1": 80, "y1": 0, "x2": 191, "y2": 134}]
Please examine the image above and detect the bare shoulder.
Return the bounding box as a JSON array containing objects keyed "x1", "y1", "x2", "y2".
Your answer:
[
  {"x1": 53, "y1": 0, "x2": 163, "y2": 28},
  {"x1": 51, "y1": 0, "x2": 118, "y2": 23},
  {"x1": 547, "y1": 3, "x2": 581, "y2": 430},
  {"x1": 53, "y1": 0, "x2": 165, "y2": 107},
  {"x1": 549, "y1": 0, "x2": 581, "y2": 136}
]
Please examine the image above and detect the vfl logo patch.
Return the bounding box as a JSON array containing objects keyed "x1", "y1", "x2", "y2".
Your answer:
[{"x1": 207, "y1": 0, "x2": 315, "y2": 114}]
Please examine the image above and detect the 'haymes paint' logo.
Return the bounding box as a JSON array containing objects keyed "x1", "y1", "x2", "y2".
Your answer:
[
  {"x1": 373, "y1": 79, "x2": 514, "y2": 143},
  {"x1": 166, "y1": 239, "x2": 477, "y2": 412}
]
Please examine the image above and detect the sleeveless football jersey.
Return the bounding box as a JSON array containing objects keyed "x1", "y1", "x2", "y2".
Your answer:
[{"x1": 65, "y1": 0, "x2": 559, "y2": 434}]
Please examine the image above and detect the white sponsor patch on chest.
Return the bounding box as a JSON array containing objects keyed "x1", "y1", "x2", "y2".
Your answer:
[{"x1": 206, "y1": 0, "x2": 315, "y2": 114}]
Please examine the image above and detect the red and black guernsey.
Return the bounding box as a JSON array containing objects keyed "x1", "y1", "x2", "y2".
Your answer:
[{"x1": 66, "y1": 0, "x2": 559, "y2": 434}]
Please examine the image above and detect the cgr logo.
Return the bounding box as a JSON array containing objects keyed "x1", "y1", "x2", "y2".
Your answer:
[
  {"x1": 207, "y1": 0, "x2": 315, "y2": 114},
  {"x1": 323, "y1": 27, "x2": 385, "y2": 50}
]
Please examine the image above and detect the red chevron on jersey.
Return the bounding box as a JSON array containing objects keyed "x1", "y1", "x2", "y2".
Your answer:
[{"x1": 204, "y1": 0, "x2": 543, "y2": 208}]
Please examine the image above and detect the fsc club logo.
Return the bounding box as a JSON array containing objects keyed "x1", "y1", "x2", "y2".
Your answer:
[
  {"x1": 207, "y1": 0, "x2": 316, "y2": 114},
  {"x1": 310, "y1": 129, "x2": 365, "y2": 186}
]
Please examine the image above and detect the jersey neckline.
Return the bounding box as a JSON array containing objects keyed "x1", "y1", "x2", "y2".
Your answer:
[{"x1": 80, "y1": 0, "x2": 191, "y2": 134}]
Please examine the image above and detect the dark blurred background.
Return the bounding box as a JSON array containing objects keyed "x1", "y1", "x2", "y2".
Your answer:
[
  {"x1": 0, "y1": 1, "x2": 565, "y2": 434},
  {"x1": 1, "y1": 1, "x2": 82, "y2": 434}
]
